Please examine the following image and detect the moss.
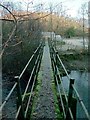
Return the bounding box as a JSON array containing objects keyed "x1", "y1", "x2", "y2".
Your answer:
[
  {"x1": 51, "y1": 73, "x2": 63, "y2": 120},
  {"x1": 57, "y1": 94, "x2": 77, "y2": 120},
  {"x1": 35, "y1": 71, "x2": 42, "y2": 93},
  {"x1": 30, "y1": 71, "x2": 42, "y2": 119}
]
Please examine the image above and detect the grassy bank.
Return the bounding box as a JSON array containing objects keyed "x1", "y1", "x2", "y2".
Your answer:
[{"x1": 58, "y1": 50, "x2": 88, "y2": 73}]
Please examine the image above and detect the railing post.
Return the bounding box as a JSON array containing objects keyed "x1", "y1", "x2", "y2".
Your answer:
[
  {"x1": 66, "y1": 78, "x2": 75, "y2": 119},
  {"x1": 15, "y1": 76, "x2": 25, "y2": 120},
  {"x1": 68, "y1": 78, "x2": 75, "y2": 106},
  {"x1": 54, "y1": 51, "x2": 58, "y2": 84},
  {"x1": 55, "y1": 51, "x2": 58, "y2": 64},
  {"x1": 41, "y1": 45, "x2": 43, "y2": 60},
  {"x1": 55, "y1": 51, "x2": 58, "y2": 74}
]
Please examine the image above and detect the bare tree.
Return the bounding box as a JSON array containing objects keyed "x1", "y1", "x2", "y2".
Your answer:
[{"x1": 78, "y1": 3, "x2": 88, "y2": 50}]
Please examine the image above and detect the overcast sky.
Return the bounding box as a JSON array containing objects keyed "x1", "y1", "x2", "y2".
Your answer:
[
  {"x1": 0, "y1": 0, "x2": 89, "y2": 18},
  {"x1": 32, "y1": 0, "x2": 89, "y2": 17}
]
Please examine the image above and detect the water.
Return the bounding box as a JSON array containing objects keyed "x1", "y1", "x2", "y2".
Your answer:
[
  {"x1": 61, "y1": 70, "x2": 90, "y2": 119},
  {"x1": 2, "y1": 76, "x2": 17, "y2": 119}
]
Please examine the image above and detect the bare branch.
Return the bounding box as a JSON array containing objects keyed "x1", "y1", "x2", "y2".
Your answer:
[{"x1": 0, "y1": 3, "x2": 17, "y2": 23}]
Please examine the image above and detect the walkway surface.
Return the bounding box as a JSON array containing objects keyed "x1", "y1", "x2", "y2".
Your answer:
[{"x1": 31, "y1": 40, "x2": 56, "y2": 119}]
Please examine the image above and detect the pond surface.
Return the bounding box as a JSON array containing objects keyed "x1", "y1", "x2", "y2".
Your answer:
[{"x1": 61, "y1": 70, "x2": 90, "y2": 119}]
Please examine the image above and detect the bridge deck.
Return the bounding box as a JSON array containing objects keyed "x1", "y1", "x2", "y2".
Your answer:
[{"x1": 31, "y1": 40, "x2": 57, "y2": 119}]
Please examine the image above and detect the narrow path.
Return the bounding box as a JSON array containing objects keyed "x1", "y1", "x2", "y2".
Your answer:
[{"x1": 31, "y1": 40, "x2": 56, "y2": 119}]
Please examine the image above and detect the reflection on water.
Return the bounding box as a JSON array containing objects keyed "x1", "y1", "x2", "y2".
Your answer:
[{"x1": 61, "y1": 70, "x2": 89, "y2": 119}]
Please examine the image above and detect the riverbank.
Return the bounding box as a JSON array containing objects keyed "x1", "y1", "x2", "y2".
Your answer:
[
  {"x1": 58, "y1": 51, "x2": 88, "y2": 72},
  {"x1": 56, "y1": 38, "x2": 88, "y2": 72}
]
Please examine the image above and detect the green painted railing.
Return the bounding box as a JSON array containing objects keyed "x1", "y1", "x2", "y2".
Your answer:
[
  {"x1": 0, "y1": 42, "x2": 44, "y2": 119},
  {"x1": 49, "y1": 40, "x2": 90, "y2": 120}
]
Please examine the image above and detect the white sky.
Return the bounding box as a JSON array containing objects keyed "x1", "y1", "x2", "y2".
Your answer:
[
  {"x1": 0, "y1": 0, "x2": 89, "y2": 18},
  {"x1": 34, "y1": 0, "x2": 89, "y2": 17}
]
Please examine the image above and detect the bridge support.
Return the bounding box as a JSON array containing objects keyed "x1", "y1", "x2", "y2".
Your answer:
[
  {"x1": 66, "y1": 78, "x2": 75, "y2": 120},
  {"x1": 68, "y1": 78, "x2": 75, "y2": 107},
  {"x1": 15, "y1": 76, "x2": 25, "y2": 120}
]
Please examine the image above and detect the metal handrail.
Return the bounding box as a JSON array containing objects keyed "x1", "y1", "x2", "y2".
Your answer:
[
  {"x1": 15, "y1": 46, "x2": 43, "y2": 118},
  {"x1": 51, "y1": 50, "x2": 74, "y2": 120},
  {"x1": 0, "y1": 43, "x2": 43, "y2": 113},
  {"x1": 52, "y1": 46, "x2": 70, "y2": 80},
  {"x1": 50, "y1": 43, "x2": 90, "y2": 120},
  {"x1": 24, "y1": 45, "x2": 43, "y2": 118},
  {"x1": 19, "y1": 43, "x2": 42, "y2": 79},
  {"x1": 73, "y1": 85, "x2": 90, "y2": 120},
  {"x1": 1, "y1": 4, "x2": 44, "y2": 119},
  {"x1": 25, "y1": 52, "x2": 42, "y2": 117},
  {"x1": 56, "y1": 51, "x2": 90, "y2": 120},
  {"x1": 52, "y1": 59, "x2": 66, "y2": 119},
  {"x1": 0, "y1": 83, "x2": 17, "y2": 111}
]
